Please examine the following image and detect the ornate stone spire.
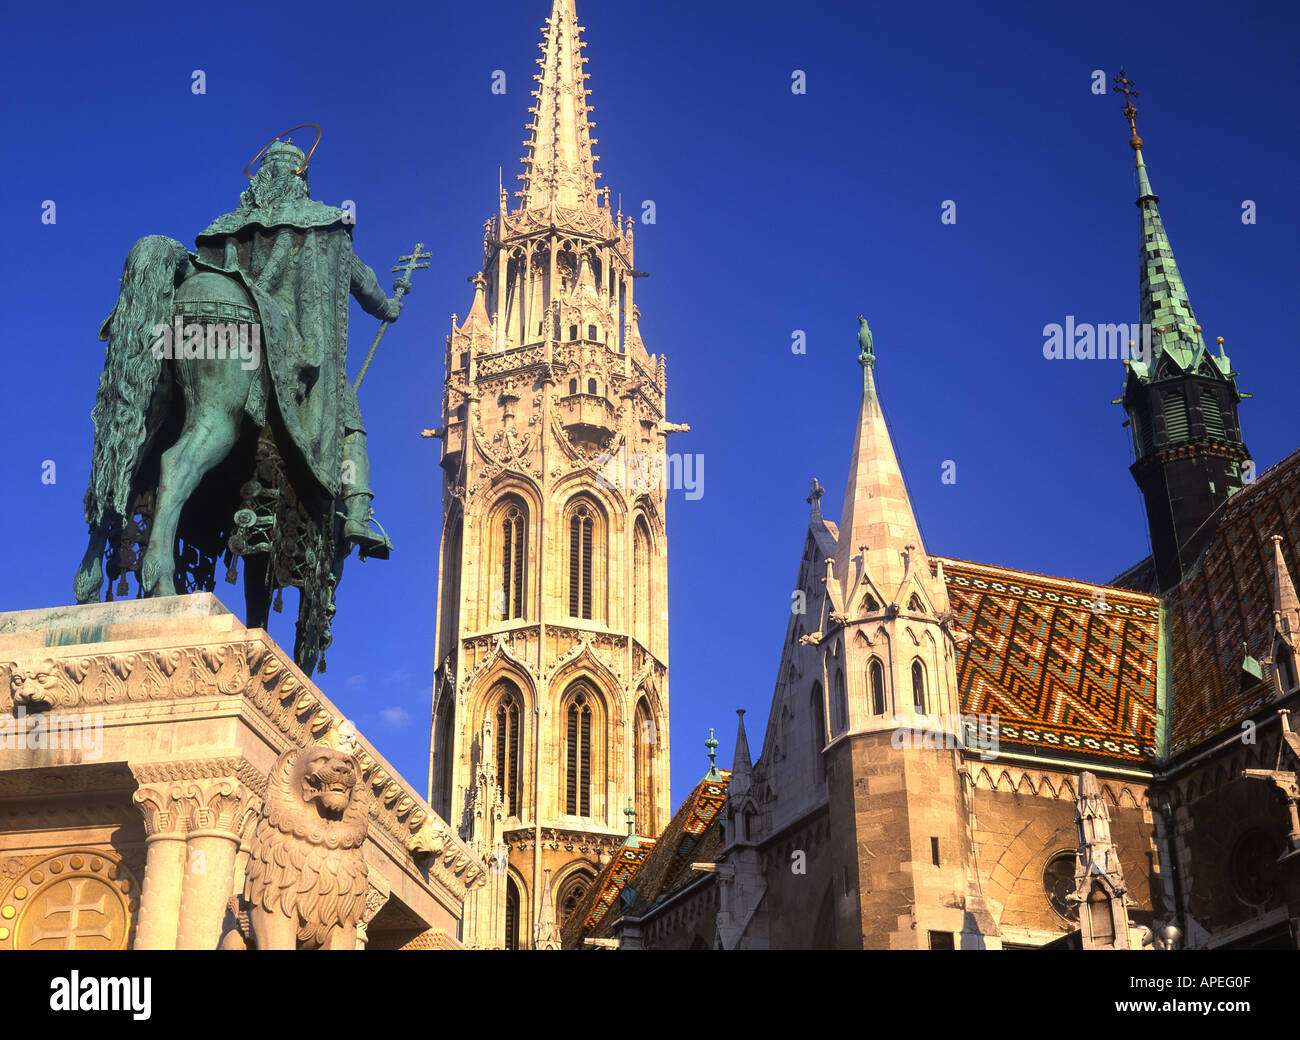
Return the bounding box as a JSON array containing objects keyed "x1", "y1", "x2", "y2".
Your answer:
[
  {"x1": 1067, "y1": 771, "x2": 1131, "y2": 949},
  {"x1": 534, "y1": 868, "x2": 560, "y2": 949},
  {"x1": 834, "y1": 317, "x2": 926, "y2": 597},
  {"x1": 518, "y1": 0, "x2": 601, "y2": 213}
]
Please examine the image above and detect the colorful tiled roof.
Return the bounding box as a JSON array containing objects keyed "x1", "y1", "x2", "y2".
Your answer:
[
  {"x1": 620, "y1": 770, "x2": 728, "y2": 920},
  {"x1": 938, "y1": 558, "x2": 1162, "y2": 764},
  {"x1": 563, "y1": 770, "x2": 729, "y2": 947},
  {"x1": 1165, "y1": 449, "x2": 1300, "y2": 756},
  {"x1": 559, "y1": 837, "x2": 655, "y2": 949}
]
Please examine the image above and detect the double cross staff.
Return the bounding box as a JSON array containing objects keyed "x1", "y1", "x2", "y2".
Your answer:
[{"x1": 353, "y1": 243, "x2": 431, "y2": 392}]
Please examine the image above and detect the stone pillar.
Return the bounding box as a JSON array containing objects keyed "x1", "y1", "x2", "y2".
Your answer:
[
  {"x1": 355, "y1": 876, "x2": 391, "y2": 950},
  {"x1": 131, "y1": 783, "x2": 187, "y2": 951},
  {"x1": 175, "y1": 779, "x2": 255, "y2": 951}
]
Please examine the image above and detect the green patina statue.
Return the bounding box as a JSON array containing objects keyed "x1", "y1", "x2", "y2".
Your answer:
[
  {"x1": 856, "y1": 314, "x2": 874, "y2": 365},
  {"x1": 73, "y1": 132, "x2": 417, "y2": 673}
]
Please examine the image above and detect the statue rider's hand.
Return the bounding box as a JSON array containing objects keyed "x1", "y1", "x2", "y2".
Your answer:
[{"x1": 382, "y1": 296, "x2": 403, "y2": 322}]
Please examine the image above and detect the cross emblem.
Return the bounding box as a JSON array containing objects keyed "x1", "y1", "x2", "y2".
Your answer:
[{"x1": 28, "y1": 878, "x2": 114, "y2": 949}]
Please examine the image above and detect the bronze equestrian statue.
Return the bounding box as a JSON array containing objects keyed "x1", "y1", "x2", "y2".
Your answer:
[{"x1": 73, "y1": 130, "x2": 417, "y2": 674}]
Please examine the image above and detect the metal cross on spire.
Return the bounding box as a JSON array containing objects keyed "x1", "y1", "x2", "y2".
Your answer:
[{"x1": 1112, "y1": 69, "x2": 1143, "y2": 150}]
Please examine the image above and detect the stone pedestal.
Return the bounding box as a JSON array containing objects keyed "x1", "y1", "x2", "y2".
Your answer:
[{"x1": 0, "y1": 594, "x2": 484, "y2": 950}]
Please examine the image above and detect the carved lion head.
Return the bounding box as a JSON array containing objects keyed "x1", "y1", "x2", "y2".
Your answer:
[
  {"x1": 11, "y1": 659, "x2": 61, "y2": 711},
  {"x1": 293, "y1": 746, "x2": 360, "y2": 819}
]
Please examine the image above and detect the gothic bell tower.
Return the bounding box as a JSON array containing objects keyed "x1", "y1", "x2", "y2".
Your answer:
[
  {"x1": 1113, "y1": 72, "x2": 1252, "y2": 592},
  {"x1": 427, "y1": 0, "x2": 683, "y2": 949}
]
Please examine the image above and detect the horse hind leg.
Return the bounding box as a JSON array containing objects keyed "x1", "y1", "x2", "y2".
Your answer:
[
  {"x1": 141, "y1": 390, "x2": 243, "y2": 598},
  {"x1": 73, "y1": 518, "x2": 112, "y2": 604}
]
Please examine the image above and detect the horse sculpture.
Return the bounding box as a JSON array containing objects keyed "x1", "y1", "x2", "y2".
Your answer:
[{"x1": 73, "y1": 234, "x2": 343, "y2": 674}]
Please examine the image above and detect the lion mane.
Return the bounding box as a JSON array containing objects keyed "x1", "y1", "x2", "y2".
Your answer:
[{"x1": 243, "y1": 745, "x2": 369, "y2": 949}]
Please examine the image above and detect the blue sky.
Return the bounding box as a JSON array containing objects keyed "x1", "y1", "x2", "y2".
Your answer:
[{"x1": 3, "y1": 0, "x2": 1297, "y2": 810}]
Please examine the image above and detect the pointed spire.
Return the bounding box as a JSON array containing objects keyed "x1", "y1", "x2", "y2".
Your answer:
[
  {"x1": 534, "y1": 868, "x2": 560, "y2": 949},
  {"x1": 835, "y1": 317, "x2": 926, "y2": 598},
  {"x1": 1112, "y1": 69, "x2": 1206, "y2": 372},
  {"x1": 730, "y1": 709, "x2": 752, "y2": 798},
  {"x1": 517, "y1": 0, "x2": 601, "y2": 212},
  {"x1": 1272, "y1": 535, "x2": 1299, "y2": 645}
]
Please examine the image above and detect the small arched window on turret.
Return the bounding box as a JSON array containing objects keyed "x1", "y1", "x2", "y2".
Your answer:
[
  {"x1": 833, "y1": 669, "x2": 848, "y2": 734},
  {"x1": 1279, "y1": 645, "x2": 1298, "y2": 691},
  {"x1": 869, "y1": 659, "x2": 886, "y2": 716},
  {"x1": 587, "y1": 378, "x2": 598, "y2": 395},
  {"x1": 1162, "y1": 391, "x2": 1190, "y2": 442},
  {"x1": 588, "y1": 324, "x2": 598, "y2": 341},
  {"x1": 908, "y1": 594, "x2": 925, "y2": 614},
  {"x1": 568, "y1": 378, "x2": 578, "y2": 395},
  {"x1": 569, "y1": 324, "x2": 579, "y2": 341},
  {"x1": 911, "y1": 660, "x2": 926, "y2": 713},
  {"x1": 1087, "y1": 884, "x2": 1115, "y2": 946},
  {"x1": 1200, "y1": 390, "x2": 1226, "y2": 440}
]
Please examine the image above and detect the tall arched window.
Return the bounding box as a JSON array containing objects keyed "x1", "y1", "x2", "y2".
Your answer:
[
  {"x1": 911, "y1": 659, "x2": 926, "y2": 713},
  {"x1": 504, "y1": 877, "x2": 520, "y2": 950},
  {"x1": 558, "y1": 871, "x2": 595, "y2": 928},
  {"x1": 493, "y1": 682, "x2": 522, "y2": 816},
  {"x1": 499, "y1": 500, "x2": 526, "y2": 620},
  {"x1": 568, "y1": 377, "x2": 578, "y2": 395},
  {"x1": 634, "y1": 697, "x2": 654, "y2": 833},
  {"x1": 870, "y1": 659, "x2": 886, "y2": 715},
  {"x1": 438, "y1": 514, "x2": 462, "y2": 661},
  {"x1": 587, "y1": 377, "x2": 598, "y2": 395},
  {"x1": 569, "y1": 503, "x2": 595, "y2": 620},
  {"x1": 434, "y1": 692, "x2": 454, "y2": 821},
  {"x1": 810, "y1": 682, "x2": 826, "y2": 780},
  {"x1": 633, "y1": 518, "x2": 652, "y2": 647},
  {"x1": 565, "y1": 691, "x2": 593, "y2": 816},
  {"x1": 833, "y1": 668, "x2": 848, "y2": 734}
]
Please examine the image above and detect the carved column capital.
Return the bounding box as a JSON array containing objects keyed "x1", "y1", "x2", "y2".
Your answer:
[
  {"x1": 132, "y1": 784, "x2": 187, "y2": 839},
  {"x1": 180, "y1": 779, "x2": 258, "y2": 839}
]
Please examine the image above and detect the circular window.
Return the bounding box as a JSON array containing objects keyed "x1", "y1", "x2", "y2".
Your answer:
[
  {"x1": 1229, "y1": 828, "x2": 1280, "y2": 906},
  {"x1": 1043, "y1": 852, "x2": 1079, "y2": 921}
]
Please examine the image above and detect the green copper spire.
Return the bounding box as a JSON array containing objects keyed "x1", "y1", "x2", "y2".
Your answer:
[
  {"x1": 1113, "y1": 69, "x2": 1207, "y2": 376},
  {"x1": 705, "y1": 727, "x2": 721, "y2": 780}
]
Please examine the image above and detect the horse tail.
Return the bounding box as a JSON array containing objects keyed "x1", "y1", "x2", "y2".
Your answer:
[{"x1": 84, "y1": 234, "x2": 190, "y2": 527}]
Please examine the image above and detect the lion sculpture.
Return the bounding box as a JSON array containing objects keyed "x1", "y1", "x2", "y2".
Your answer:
[{"x1": 222, "y1": 744, "x2": 369, "y2": 950}]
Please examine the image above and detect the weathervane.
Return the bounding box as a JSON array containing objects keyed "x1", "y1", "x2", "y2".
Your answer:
[{"x1": 1112, "y1": 69, "x2": 1142, "y2": 150}]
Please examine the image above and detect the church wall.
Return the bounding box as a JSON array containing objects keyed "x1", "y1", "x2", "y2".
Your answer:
[
  {"x1": 826, "y1": 732, "x2": 975, "y2": 949},
  {"x1": 1163, "y1": 723, "x2": 1300, "y2": 947},
  {"x1": 969, "y1": 768, "x2": 1157, "y2": 945}
]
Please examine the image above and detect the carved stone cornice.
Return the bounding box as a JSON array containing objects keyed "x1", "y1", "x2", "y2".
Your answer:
[{"x1": 0, "y1": 628, "x2": 487, "y2": 906}]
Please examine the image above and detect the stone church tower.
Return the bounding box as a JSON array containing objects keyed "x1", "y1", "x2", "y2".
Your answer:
[{"x1": 427, "y1": 0, "x2": 682, "y2": 949}]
